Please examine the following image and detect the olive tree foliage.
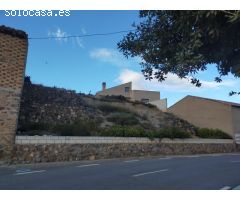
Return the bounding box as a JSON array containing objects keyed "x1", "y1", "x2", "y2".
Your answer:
[{"x1": 118, "y1": 11, "x2": 240, "y2": 95}]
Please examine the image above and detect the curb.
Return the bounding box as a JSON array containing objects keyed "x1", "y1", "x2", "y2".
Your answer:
[{"x1": 232, "y1": 185, "x2": 240, "y2": 190}]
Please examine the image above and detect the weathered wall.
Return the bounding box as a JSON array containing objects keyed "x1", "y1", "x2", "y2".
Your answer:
[
  {"x1": 150, "y1": 98, "x2": 167, "y2": 112},
  {"x1": 232, "y1": 106, "x2": 240, "y2": 135},
  {"x1": 11, "y1": 142, "x2": 239, "y2": 164},
  {"x1": 96, "y1": 82, "x2": 161, "y2": 103},
  {"x1": 96, "y1": 82, "x2": 132, "y2": 99},
  {"x1": 132, "y1": 89, "x2": 160, "y2": 102},
  {"x1": 18, "y1": 83, "x2": 102, "y2": 128},
  {"x1": 168, "y1": 96, "x2": 234, "y2": 136},
  {"x1": 0, "y1": 26, "x2": 28, "y2": 158}
]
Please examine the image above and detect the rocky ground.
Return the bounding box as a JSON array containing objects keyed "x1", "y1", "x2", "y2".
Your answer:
[{"x1": 17, "y1": 82, "x2": 196, "y2": 136}]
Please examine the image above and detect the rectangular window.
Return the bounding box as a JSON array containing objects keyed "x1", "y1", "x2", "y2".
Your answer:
[{"x1": 125, "y1": 87, "x2": 130, "y2": 93}]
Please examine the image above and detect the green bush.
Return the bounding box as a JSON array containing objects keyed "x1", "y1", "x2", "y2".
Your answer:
[
  {"x1": 98, "y1": 126, "x2": 146, "y2": 137},
  {"x1": 107, "y1": 112, "x2": 139, "y2": 126},
  {"x1": 18, "y1": 118, "x2": 100, "y2": 136},
  {"x1": 99, "y1": 95, "x2": 128, "y2": 102},
  {"x1": 132, "y1": 100, "x2": 157, "y2": 109},
  {"x1": 98, "y1": 126, "x2": 191, "y2": 139},
  {"x1": 140, "y1": 122, "x2": 154, "y2": 129},
  {"x1": 157, "y1": 127, "x2": 191, "y2": 139},
  {"x1": 196, "y1": 128, "x2": 232, "y2": 139},
  {"x1": 140, "y1": 127, "x2": 191, "y2": 139},
  {"x1": 53, "y1": 119, "x2": 99, "y2": 136}
]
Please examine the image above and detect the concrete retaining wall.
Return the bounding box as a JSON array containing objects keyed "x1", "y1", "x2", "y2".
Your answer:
[{"x1": 15, "y1": 136, "x2": 234, "y2": 144}]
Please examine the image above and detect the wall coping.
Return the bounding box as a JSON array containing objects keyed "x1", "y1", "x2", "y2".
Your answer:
[{"x1": 15, "y1": 136, "x2": 234, "y2": 144}]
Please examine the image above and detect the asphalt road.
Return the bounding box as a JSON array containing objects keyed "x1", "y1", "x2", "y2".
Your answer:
[{"x1": 0, "y1": 153, "x2": 240, "y2": 190}]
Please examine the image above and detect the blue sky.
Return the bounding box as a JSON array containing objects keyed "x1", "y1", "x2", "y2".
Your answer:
[{"x1": 1, "y1": 10, "x2": 240, "y2": 106}]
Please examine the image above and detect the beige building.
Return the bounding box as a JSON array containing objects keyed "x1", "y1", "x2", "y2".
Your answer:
[
  {"x1": 96, "y1": 82, "x2": 167, "y2": 111},
  {"x1": 168, "y1": 95, "x2": 240, "y2": 137}
]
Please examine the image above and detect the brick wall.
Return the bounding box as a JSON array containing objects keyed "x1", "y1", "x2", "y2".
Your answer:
[{"x1": 0, "y1": 26, "x2": 28, "y2": 158}]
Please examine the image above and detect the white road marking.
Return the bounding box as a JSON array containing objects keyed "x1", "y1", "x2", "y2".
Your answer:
[
  {"x1": 220, "y1": 186, "x2": 231, "y2": 190},
  {"x1": 124, "y1": 160, "x2": 139, "y2": 163},
  {"x1": 158, "y1": 157, "x2": 171, "y2": 160},
  {"x1": 229, "y1": 153, "x2": 240, "y2": 156},
  {"x1": 14, "y1": 170, "x2": 46, "y2": 175},
  {"x1": 184, "y1": 155, "x2": 200, "y2": 158},
  {"x1": 230, "y1": 160, "x2": 240, "y2": 163},
  {"x1": 208, "y1": 153, "x2": 240, "y2": 157},
  {"x1": 133, "y1": 169, "x2": 168, "y2": 177},
  {"x1": 208, "y1": 154, "x2": 223, "y2": 157},
  {"x1": 16, "y1": 169, "x2": 31, "y2": 173},
  {"x1": 76, "y1": 164, "x2": 100, "y2": 168}
]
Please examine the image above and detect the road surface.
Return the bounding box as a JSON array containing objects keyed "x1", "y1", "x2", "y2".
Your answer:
[{"x1": 0, "y1": 153, "x2": 240, "y2": 189}]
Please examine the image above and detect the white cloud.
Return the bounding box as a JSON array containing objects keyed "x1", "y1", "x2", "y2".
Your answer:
[
  {"x1": 90, "y1": 48, "x2": 124, "y2": 67},
  {"x1": 90, "y1": 47, "x2": 238, "y2": 93},
  {"x1": 74, "y1": 28, "x2": 87, "y2": 48},
  {"x1": 89, "y1": 48, "x2": 140, "y2": 68},
  {"x1": 116, "y1": 69, "x2": 237, "y2": 92},
  {"x1": 75, "y1": 37, "x2": 84, "y2": 48},
  {"x1": 48, "y1": 28, "x2": 68, "y2": 43},
  {"x1": 48, "y1": 28, "x2": 84, "y2": 48},
  {"x1": 90, "y1": 48, "x2": 113, "y2": 59},
  {"x1": 81, "y1": 28, "x2": 87, "y2": 35}
]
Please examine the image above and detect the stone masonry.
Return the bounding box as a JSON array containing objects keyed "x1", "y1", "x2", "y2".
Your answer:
[
  {"x1": 0, "y1": 25, "x2": 28, "y2": 158},
  {"x1": 11, "y1": 142, "x2": 240, "y2": 164}
]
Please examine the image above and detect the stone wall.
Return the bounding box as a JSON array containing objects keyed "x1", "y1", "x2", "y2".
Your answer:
[
  {"x1": 11, "y1": 142, "x2": 239, "y2": 164},
  {"x1": 18, "y1": 83, "x2": 101, "y2": 127},
  {"x1": 0, "y1": 26, "x2": 28, "y2": 158}
]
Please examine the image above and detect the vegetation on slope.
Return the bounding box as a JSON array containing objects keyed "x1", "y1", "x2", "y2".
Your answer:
[{"x1": 17, "y1": 81, "x2": 232, "y2": 139}]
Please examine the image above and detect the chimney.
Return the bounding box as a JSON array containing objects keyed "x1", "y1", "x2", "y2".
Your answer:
[{"x1": 102, "y1": 82, "x2": 106, "y2": 91}]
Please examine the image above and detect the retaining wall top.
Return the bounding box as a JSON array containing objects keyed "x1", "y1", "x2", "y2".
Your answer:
[{"x1": 15, "y1": 136, "x2": 234, "y2": 144}]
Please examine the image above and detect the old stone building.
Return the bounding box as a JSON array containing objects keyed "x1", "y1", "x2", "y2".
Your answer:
[
  {"x1": 168, "y1": 95, "x2": 240, "y2": 138},
  {"x1": 0, "y1": 25, "x2": 28, "y2": 158}
]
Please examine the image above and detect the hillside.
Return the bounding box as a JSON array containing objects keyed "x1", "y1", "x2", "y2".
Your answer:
[{"x1": 17, "y1": 82, "x2": 197, "y2": 137}]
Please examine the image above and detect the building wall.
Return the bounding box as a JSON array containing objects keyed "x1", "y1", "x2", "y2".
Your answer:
[
  {"x1": 150, "y1": 98, "x2": 167, "y2": 112},
  {"x1": 132, "y1": 90, "x2": 160, "y2": 102},
  {"x1": 96, "y1": 82, "x2": 132, "y2": 99},
  {"x1": 168, "y1": 96, "x2": 234, "y2": 136},
  {"x1": 0, "y1": 26, "x2": 28, "y2": 157},
  {"x1": 232, "y1": 106, "x2": 240, "y2": 136},
  {"x1": 96, "y1": 82, "x2": 161, "y2": 103}
]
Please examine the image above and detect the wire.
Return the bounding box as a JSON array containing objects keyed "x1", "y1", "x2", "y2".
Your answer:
[{"x1": 28, "y1": 29, "x2": 136, "y2": 40}]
